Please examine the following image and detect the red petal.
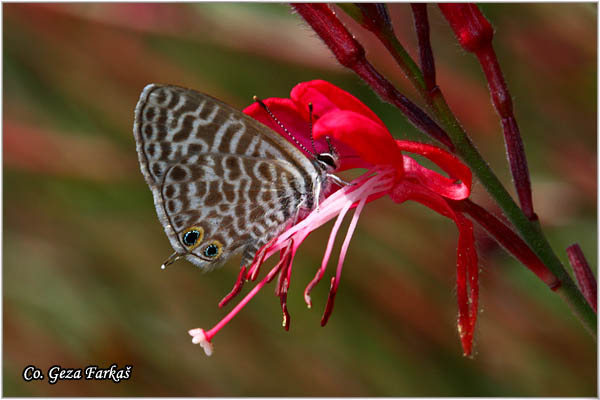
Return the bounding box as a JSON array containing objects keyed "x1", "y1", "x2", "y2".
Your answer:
[
  {"x1": 456, "y1": 213, "x2": 478, "y2": 357},
  {"x1": 397, "y1": 141, "x2": 472, "y2": 191},
  {"x1": 314, "y1": 110, "x2": 403, "y2": 173},
  {"x1": 291, "y1": 80, "x2": 385, "y2": 127},
  {"x1": 390, "y1": 181, "x2": 478, "y2": 356},
  {"x1": 244, "y1": 98, "x2": 301, "y2": 130},
  {"x1": 396, "y1": 140, "x2": 471, "y2": 199},
  {"x1": 403, "y1": 156, "x2": 470, "y2": 200}
]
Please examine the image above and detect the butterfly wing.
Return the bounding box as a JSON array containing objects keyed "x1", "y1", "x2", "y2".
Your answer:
[{"x1": 133, "y1": 84, "x2": 323, "y2": 269}]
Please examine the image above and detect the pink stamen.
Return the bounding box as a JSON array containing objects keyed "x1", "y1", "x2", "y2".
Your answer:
[
  {"x1": 280, "y1": 278, "x2": 291, "y2": 330},
  {"x1": 188, "y1": 328, "x2": 213, "y2": 356},
  {"x1": 304, "y1": 200, "x2": 352, "y2": 308},
  {"x1": 321, "y1": 277, "x2": 337, "y2": 327},
  {"x1": 276, "y1": 242, "x2": 292, "y2": 296},
  {"x1": 321, "y1": 184, "x2": 369, "y2": 326}
]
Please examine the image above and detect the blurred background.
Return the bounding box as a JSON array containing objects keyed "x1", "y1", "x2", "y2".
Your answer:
[{"x1": 3, "y1": 3, "x2": 596, "y2": 396}]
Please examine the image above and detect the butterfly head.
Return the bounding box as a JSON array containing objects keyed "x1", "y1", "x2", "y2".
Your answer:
[
  {"x1": 313, "y1": 131, "x2": 340, "y2": 173},
  {"x1": 315, "y1": 152, "x2": 338, "y2": 171}
]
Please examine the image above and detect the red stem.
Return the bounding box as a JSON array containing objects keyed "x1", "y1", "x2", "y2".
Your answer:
[
  {"x1": 410, "y1": 4, "x2": 436, "y2": 93},
  {"x1": 439, "y1": 4, "x2": 536, "y2": 221},
  {"x1": 477, "y1": 47, "x2": 536, "y2": 222}
]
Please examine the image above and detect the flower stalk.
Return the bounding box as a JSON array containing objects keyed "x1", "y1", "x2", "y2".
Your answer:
[
  {"x1": 410, "y1": 4, "x2": 436, "y2": 93},
  {"x1": 438, "y1": 3, "x2": 535, "y2": 221}
]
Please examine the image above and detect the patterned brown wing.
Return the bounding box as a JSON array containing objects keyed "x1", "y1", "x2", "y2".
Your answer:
[{"x1": 133, "y1": 84, "x2": 324, "y2": 269}]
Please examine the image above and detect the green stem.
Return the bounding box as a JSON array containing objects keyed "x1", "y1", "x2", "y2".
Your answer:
[{"x1": 380, "y1": 29, "x2": 427, "y2": 97}]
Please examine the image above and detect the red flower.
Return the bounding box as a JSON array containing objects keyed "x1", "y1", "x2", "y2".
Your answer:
[{"x1": 189, "y1": 80, "x2": 478, "y2": 357}]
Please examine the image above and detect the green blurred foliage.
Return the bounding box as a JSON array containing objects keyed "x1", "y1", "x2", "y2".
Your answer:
[{"x1": 3, "y1": 3, "x2": 596, "y2": 396}]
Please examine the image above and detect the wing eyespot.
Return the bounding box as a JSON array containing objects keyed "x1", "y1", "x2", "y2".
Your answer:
[
  {"x1": 181, "y1": 226, "x2": 204, "y2": 250},
  {"x1": 202, "y1": 240, "x2": 223, "y2": 260}
]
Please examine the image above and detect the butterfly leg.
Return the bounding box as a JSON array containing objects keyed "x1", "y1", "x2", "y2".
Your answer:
[
  {"x1": 315, "y1": 174, "x2": 352, "y2": 211},
  {"x1": 313, "y1": 176, "x2": 323, "y2": 212},
  {"x1": 293, "y1": 197, "x2": 307, "y2": 224},
  {"x1": 242, "y1": 242, "x2": 262, "y2": 268},
  {"x1": 327, "y1": 173, "x2": 353, "y2": 187}
]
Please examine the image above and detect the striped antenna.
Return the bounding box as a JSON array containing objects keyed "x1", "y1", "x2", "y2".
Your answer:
[{"x1": 253, "y1": 96, "x2": 314, "y2": 156}]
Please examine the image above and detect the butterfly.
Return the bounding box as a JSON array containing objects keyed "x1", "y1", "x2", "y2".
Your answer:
[{"x1": 133, "y1": 84, "x2": 340, "y2": 270}]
